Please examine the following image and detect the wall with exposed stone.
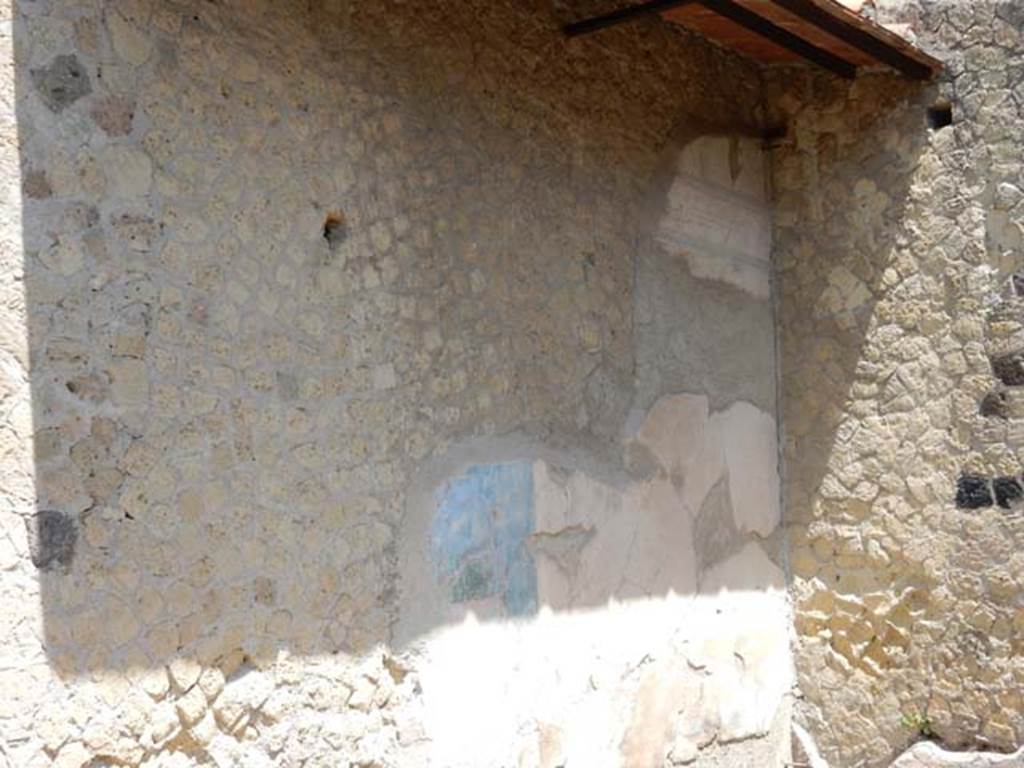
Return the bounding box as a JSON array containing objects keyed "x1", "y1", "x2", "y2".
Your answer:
[
  {"x1": 0, "y1": 1, "x2": 792, "y2": 766},
  {"x1": 772, "y1": 1, "x2": 1024, "y2": 766}
]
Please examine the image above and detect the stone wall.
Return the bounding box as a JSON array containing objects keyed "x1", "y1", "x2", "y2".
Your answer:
[
  {"x1": 0, "y1": 1, "x2": 791, "y2": 766},
  {"x1": 773, "y1": 2, "x2": 1024, "y2": 766}
]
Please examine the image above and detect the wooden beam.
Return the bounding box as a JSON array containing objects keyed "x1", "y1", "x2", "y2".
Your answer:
[
  {"x1": 563, "y1": 0, "x2": 699, "y2": 37},
  {"x1": 766, "y1": 0, "x2": 934, "y2": 79},
  {"x1": 698, "y1": 0, "x2": 857, "y2": 78}
]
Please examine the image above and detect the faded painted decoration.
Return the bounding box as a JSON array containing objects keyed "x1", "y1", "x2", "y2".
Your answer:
[
  {"x1": 398, "y1": 392, "x2": 790, "y2": 767},
  {"x1": 430, "y1": 461, "x2": 537, "y2": 616},
  {"x1": 14, "y1": 0, "x2": 1022, "y2": 763}
]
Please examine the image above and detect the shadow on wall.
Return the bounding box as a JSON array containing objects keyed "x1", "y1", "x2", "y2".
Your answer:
[
  {"x1": 770, "y1": 70, "x2": 934, "y2": 569},
  {"x1": 8, "y1": 0, "x2": 790, "y2": 690},
  {"x1": 762, "y1": 67, "x2": 1021, "y2": 765}
]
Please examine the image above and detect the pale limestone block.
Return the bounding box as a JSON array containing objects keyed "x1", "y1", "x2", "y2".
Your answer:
[
  {"x1": 817, "y1": 265, "x2": 872, "y2": 316},
  {"x1": 175, "y1": 685, "x2": 207, "y2": 726},
  {"x1": 53, "y1": 741, "x2": 91, "y2": 768},
  {"x1": 105, "y1": 602, "x2": 141, "y2": 646},
  {"x1": 214, "y1": 669, "x2": 274, "y2": 731},
  {"x1": 165, "y1": 209, "x2": 210, "y2": 243},
  {"x1": 373, "y1": 363, "x2": 397, "y2": 390},
  {"x1": 370, "y1": 221, "x2": 392, "y2": 253},
  {"x1": 139, "y1": 667, "x2": 170, "y2": 700},
  {"x1": 348, "y1": 675, "x2": 377, "y2": 711},
  {"x1": 38, "y1": 237, "x2": 83, "y2": 275},
  {"x1": 101, "y1": 145, "x2": 152, "y2": 198},
  {"x1": 198, "y1": 666, "x2": 226, "y2": 701},
  {"x1": 107, "y1": 11, "x2": 153, "y2": 66},
  {"x1": 189, "y1": 710, "x2": 219, "y2": 747},
  {"x1": 108, "y1": 359, "x2": 149, "y2": 406},
  {"x1": 168, "y1": 657, "x2": 201, "y2": 693}
]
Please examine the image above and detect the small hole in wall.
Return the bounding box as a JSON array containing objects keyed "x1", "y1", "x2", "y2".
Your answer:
[
  {"x1": 927, "y1": 99, "x2": 953, "y2": 130},
  {"x1": 322, "y1": 210, "x2": 347, "y2": 249},
  {"x1": 980, "y1": 390, "x2": 1009, "y2": 419}
]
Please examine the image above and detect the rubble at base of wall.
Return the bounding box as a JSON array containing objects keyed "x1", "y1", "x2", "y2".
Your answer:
[{"x1": 889, "y1": 742, "x2": 1024, "y2": 768}]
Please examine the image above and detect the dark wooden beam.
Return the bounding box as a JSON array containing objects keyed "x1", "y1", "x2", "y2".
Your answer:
[
  {"x1": 563, "y1": 0, "x2": 699, "y2": 37},
  {"x1": 766, "y1": 0, "x2": 934, "y2": 79},
  {"x1": 699, "y1": 0, "x2": 857, "y2": 78}
]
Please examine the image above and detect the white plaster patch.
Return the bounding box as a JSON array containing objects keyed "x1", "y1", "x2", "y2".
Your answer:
[
  {"x1": 680, "y1": 409, "x2": 726, "y2": 515},
  {"x1": 675, "y1": 136, "x2": 767, "y2": 201},
  {"x1": 661, "y1": 177, "x2": 772, "y2": 265},
  {"x1": 718, "y1": 402, "x2": 781, "y2": 537},
  {"x1": 701, "y1": 540, "x2": 784, "y2": 593},
  {"x1": 656, "y1": 136, "x2": 771, "y2": 299},
  {"x1": 531, "y1": 462, "x2": 698, "y2": 608},
  {"x1": 414, "y1": 591, "x2": 792, "y2": 768},
  {"x1": 679, "y1": 246, "x2": 772, "y2": 301},
  {"x1": 633, "y1": 393, "x2": 709, "y2": 476}
]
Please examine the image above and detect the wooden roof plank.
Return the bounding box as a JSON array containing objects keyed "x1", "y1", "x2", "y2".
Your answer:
[
  {"x1": 561, "y1": 0, "x2": 942, "y2": 80},
  {"x1": 764, "y1": 0, "x2": 937, "y2": 78},
  {"x1": 666, "y1": 4, "x2": 805, "y2": 63},
  {"x1": 733, "y1": 0, "x2": 877, "y2": 64},
  {"x1": 697, "y1": 0, "x2": 857, "y2": 78},
  {"x1": 563, "y1": 0, "x2": 699, "y2": 37}
]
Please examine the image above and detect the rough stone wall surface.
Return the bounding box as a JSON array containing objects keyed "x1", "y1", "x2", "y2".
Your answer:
[
  {"x1": 890, "y1": 742, "x2": 1024, "y2": 768},
  {"x1": 773, "y1": 1, "x2": 1024, "y2": 766},
  {"x1": 0, "y1": 0, "x2": 790, "y2": 766}
]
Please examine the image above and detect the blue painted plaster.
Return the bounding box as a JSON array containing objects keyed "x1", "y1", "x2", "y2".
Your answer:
[{"x1": 430, "y1": 461, "x2": 537, "y2": 617}]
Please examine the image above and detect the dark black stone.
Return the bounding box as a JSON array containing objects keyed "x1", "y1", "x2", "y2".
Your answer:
[
  {"x1": 993, "y1": 477, "x2": 1023, "y2": 509},
  {"x1": 956, "y1": 474, "x2": 993, "y2": 509},
  {"x1": 25, "y1": 510, "x2": 77, "y2": 570},
  {"x1": 1013, "y1": 273, "x2": 1024, "y2": 297},
  {"x1": 30, "y1": 55, "x2": 92, "y2": 113},
  {"x1": 991, "y1": 351, "x2": 1024, "y2": 386},
  {"x1": 980, "y1": 390, "x2": 1010, "y2": 419}
]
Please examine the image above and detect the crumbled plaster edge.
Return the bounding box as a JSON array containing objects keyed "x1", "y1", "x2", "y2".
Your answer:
[{"x1": 792, "y1": 721, "x2": 831, "y2": 768}]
